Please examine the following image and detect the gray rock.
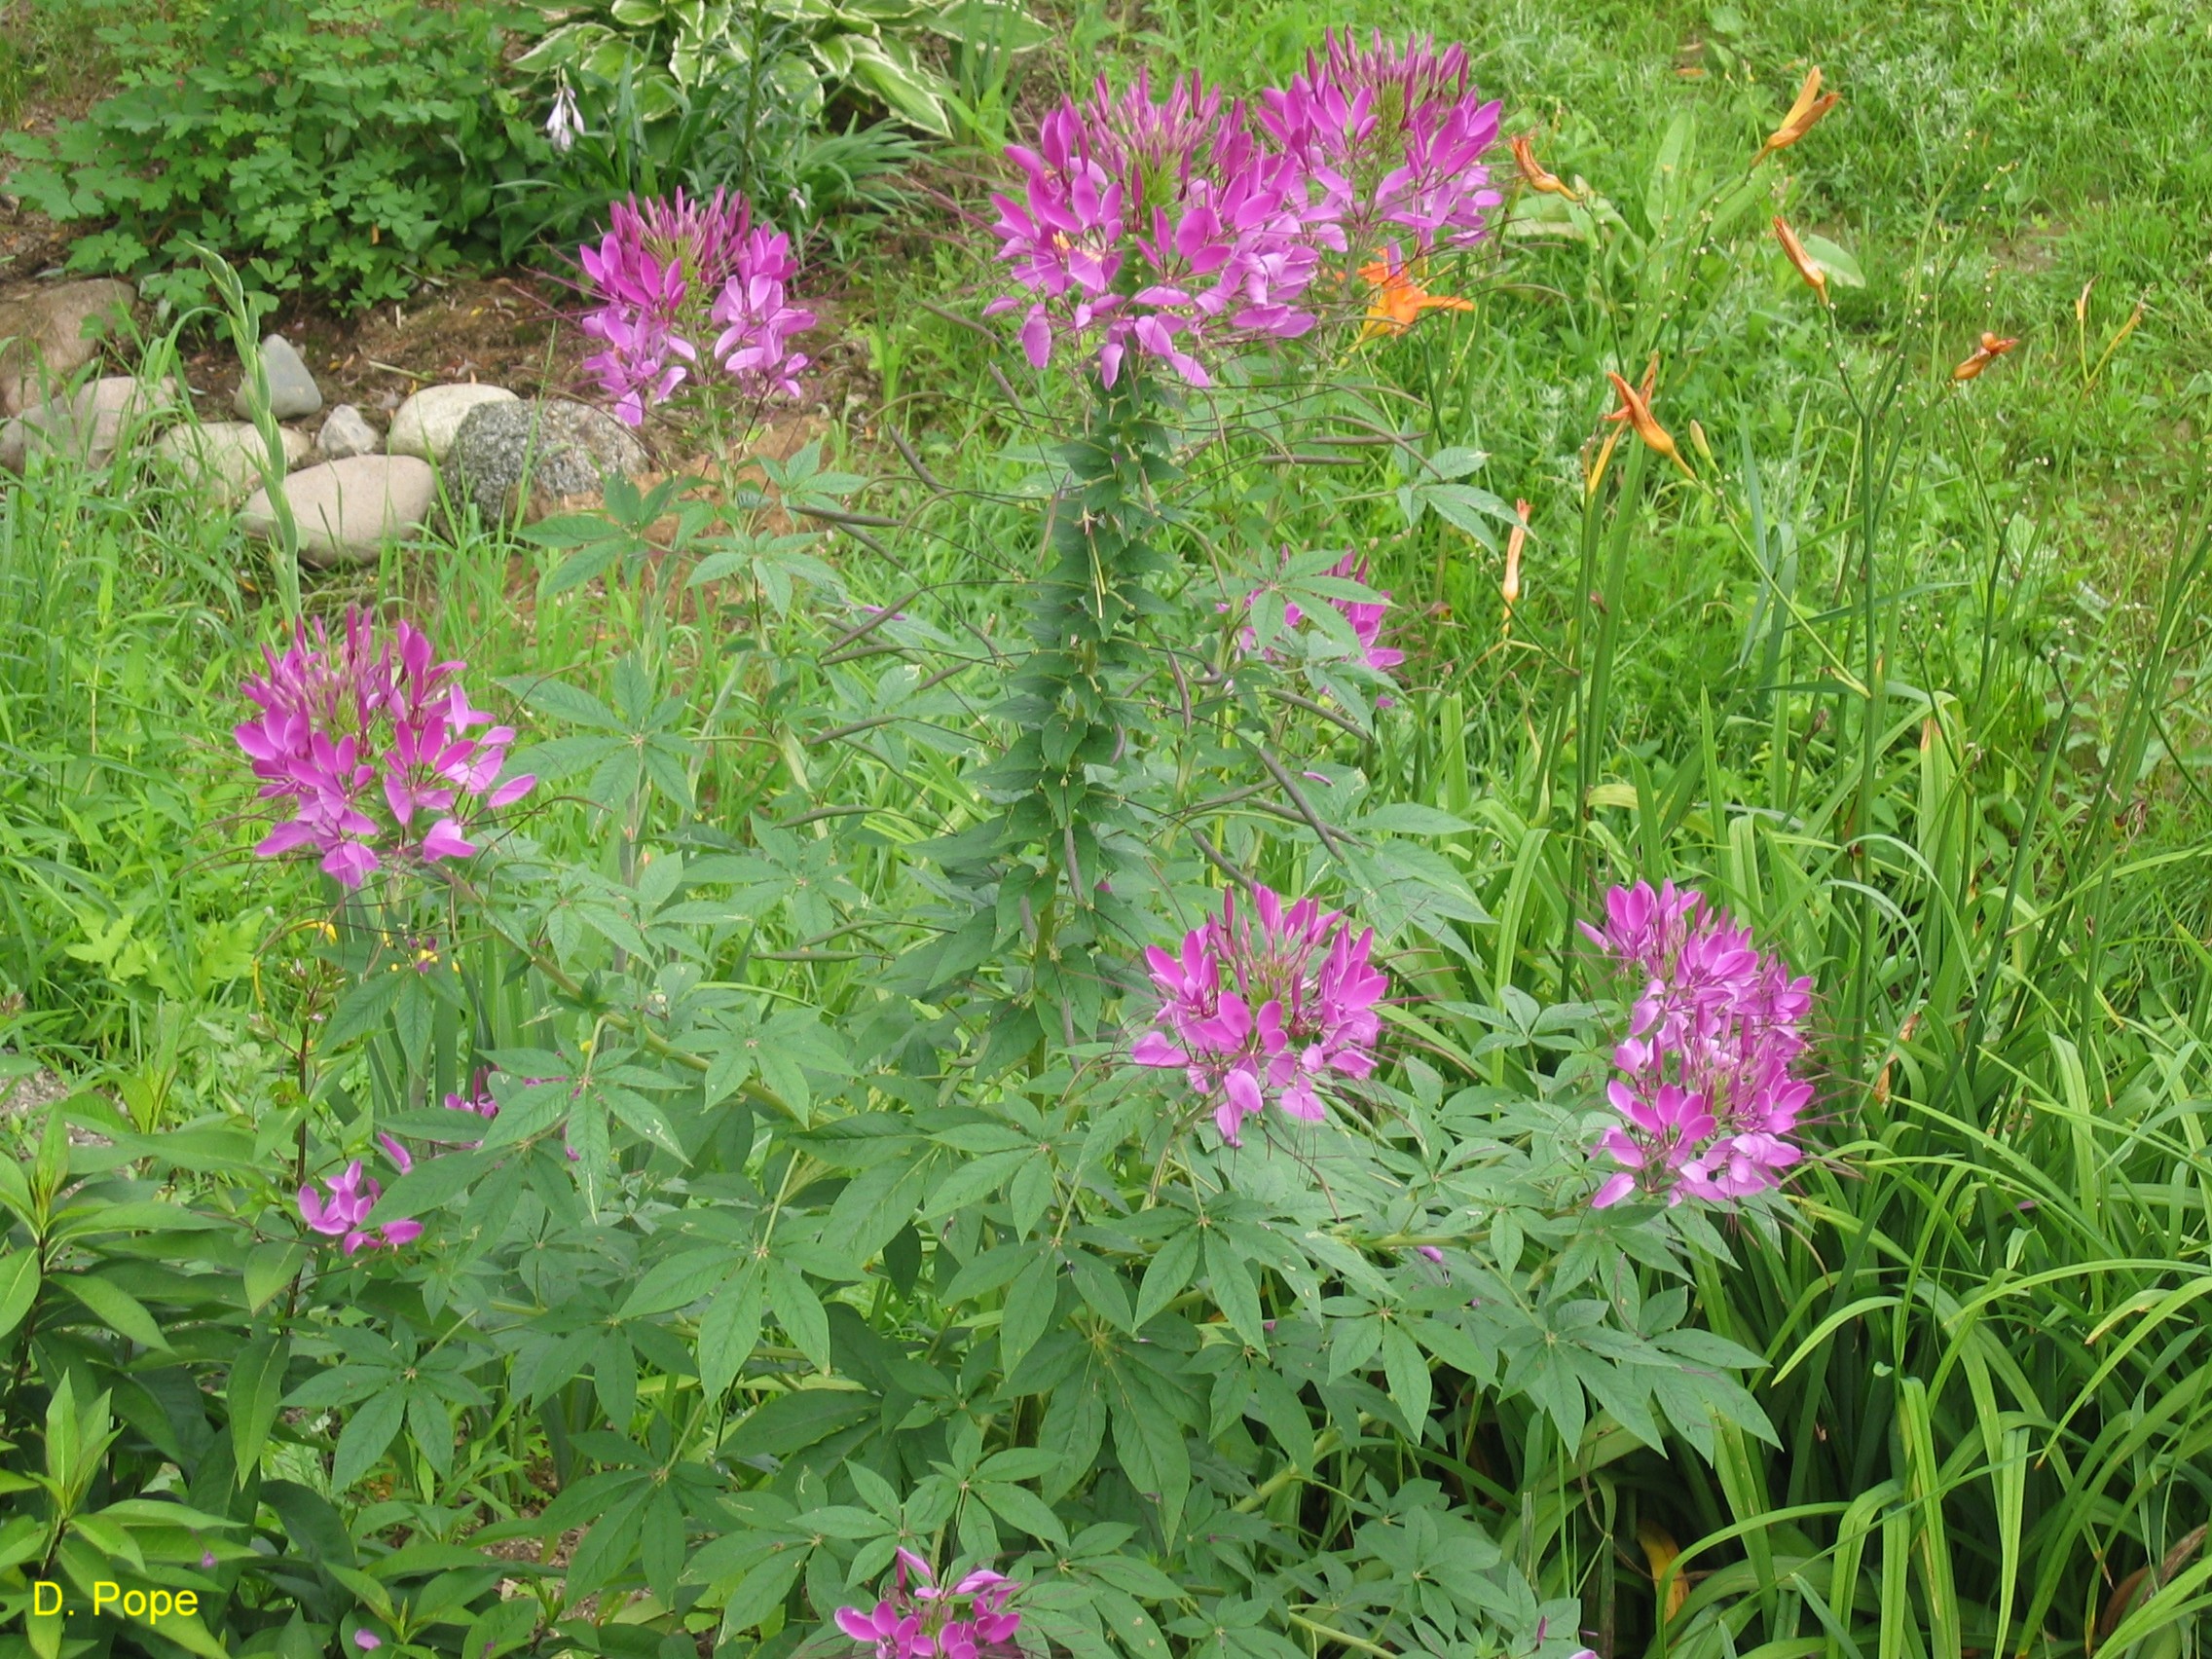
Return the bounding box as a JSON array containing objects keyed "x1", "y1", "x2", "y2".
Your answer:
[
  {"x1": 235, "y1": 334, "x2": 322, "y2": 421},
  {"x1": 317, "y1": 403, "x2": 381, "y2": 461},
  {"x1": 239, "y1": 455, "x2": 436, "y2": 569},
  {"x1": 387, "y1": 383, "x2": 515, "y2": 462},
  {"x1": 0, "y1": 374, "x2": 179, "y2": 472},
  {"x1": 0, "y1": 278, "x2": 135, "y2": 415},
  {"x1": 154, "y1": 420, "x2": 311, "y2": 506},
  {"x1": 447, "y1": 397, "x2": 648, "y2": 524}
]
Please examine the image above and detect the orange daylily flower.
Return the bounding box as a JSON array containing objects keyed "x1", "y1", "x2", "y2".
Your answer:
[
  {"x1": 1604, "y1": 365, "x2": 1696, "y2": 480},
  {"x1": 1753, "y1": 67, "x2": 1839, "y2": 166},
  {"x1": 1510, "y1": 134, "x2": 1577, "y2": 200},
  {"x1": 1952, "y1": 331, "x2": 2019, "y2": 382},
  {"x1": 1583, "y1": 359, "x2": 1650, "y2": 497},
  {"x1": 1359, "y1": 258, "x2": 1473, "y2": 339},
  {"x1": 1772, "y1": 215, "x2": 1828, "y2": 303}
]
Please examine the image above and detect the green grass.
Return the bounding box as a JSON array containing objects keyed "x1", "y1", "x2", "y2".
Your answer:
[
  {"x1": 0, "y1": 0, "x2": 127, "y2": 130},
  {"x1": 4, "y1": 0, "x2": 2211, "y2": 1653}
]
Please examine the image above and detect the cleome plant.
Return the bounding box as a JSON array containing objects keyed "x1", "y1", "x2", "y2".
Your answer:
[{"x1": 2, "y1": 12, "x2": 2210, "y2": 1659}]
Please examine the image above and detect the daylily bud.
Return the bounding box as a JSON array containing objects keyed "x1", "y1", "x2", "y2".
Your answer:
[
  {"x1": 1753, "y1": 67, "x2": 1839, "y2": 165},
  {"x1": 1951, "y1": 330, "x2": 2018, "y2": 382},
  {"x1": 1604, "y1": 369, "x2": 1696, "y2": 481},
  {"x1": 1510, "y1": 133, "x2": 1577, "y2": 200},
  {"x1": 1772, "y1": 215, "x2": 1828, "y2": 303},
  {"x1": 1501, "y1": 498, "x2": 1530, "y2": 635}
]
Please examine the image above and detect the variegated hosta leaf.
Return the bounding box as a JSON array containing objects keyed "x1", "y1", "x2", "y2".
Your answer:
[
  {"x1": 922, "y1": 0, "x2": 1050, "y2": 52},
  {"x1": 513, "y1": 18, "x2": 619, "y2": 72},
  {"x1": 837, "y1": 31, "x2": 952, "y2": 136}
]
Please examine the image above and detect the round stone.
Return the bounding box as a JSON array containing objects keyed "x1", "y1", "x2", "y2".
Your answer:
[
  {"x1": 387, "y1": 383, "x2": 517, "y2": 462},
  {"x1": 0, "y1": 278, "x2": 136, "y2": 415},
  {"x1": 154, "y1": 420, "x2": 311, "y2": 506},
  {"x1": 316, "y1": 404, "x2": 381, "y2": 461},
  {"x1": 446, "y1": 397, "x2": 648, "y2": 524},
  {"x1": 0, "y1": 375, "x2": 178, "y2": 473},
  {"x1": 236, "y1": 334, "x2": 323, "y2": 422},
  {"x1": 239, "y1": 455, "x2": 437, "y2": 569}
]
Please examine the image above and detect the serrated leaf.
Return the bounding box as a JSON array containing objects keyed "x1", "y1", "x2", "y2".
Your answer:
[
  {"x1": 331, "y1": 1387, "x2": 407, "y2": 1490},
  {"x1": 1134, "y1": 1225, "x2": 1198, "y2": 1327},
  {"x1": 975, "y1": 1479, "x2": 1068, "y2": 1546},
  {"x1": 1203, "y1": 1234, "x2": 1266, "y2": 1350},
  {"x1": 767, "y1": 1258, "x2": 830, "y2": 1372},
  {"x1": 999, "y1": 1251, "x2": 1058, "y2": 1378},
  {"x1": 699, "y1": 1265, "x2": 765, "y2": 1397}
]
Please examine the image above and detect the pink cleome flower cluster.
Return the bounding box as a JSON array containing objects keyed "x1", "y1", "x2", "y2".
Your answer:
[
  {"x1": 234, "y1": 608, "x2": 533, "y2": 890},
  {"x1": 835, "y1": 1551, "x2": 1020, "y2": 1659},
  {"x1": 1133, "y1": 885, "x2": 1386, "y2": 1146},
  {"x1": 1582, "y1": 881, "x2": 1816, "y2": 1207},
  {"x1": 297, "y1": 1135, "x2": 421, "y2": 1255},
  {"x1": 1237, "y1": 551, "x2": 1406, "y2": 682},
  {"x1": 578, "y1": 188, "x2": 816, "y2": 426},
  {"x1": 1255, "y1": 31, "x2": 1503, "y2": 258},
  {"x1": 986, "y1": 34, "x2": 1499, "y2": 387}
]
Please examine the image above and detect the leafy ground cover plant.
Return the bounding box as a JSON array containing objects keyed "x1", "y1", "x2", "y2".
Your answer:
[{"x1": 2, "y1": 0, "x2": 553, "y2": 313}]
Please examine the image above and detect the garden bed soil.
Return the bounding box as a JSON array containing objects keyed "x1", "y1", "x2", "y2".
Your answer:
[{"x1": 3, "y1": 194, "x2": 878, "y2": 460}]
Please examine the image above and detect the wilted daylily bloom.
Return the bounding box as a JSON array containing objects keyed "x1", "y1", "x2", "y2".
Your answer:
[
  {"x1": 1952, "y1": 330, "x2": 2019, "y2": 382},
  {"x1": 1604, "y1": 365, "x2": 1696, "y2": 481},
  {"x1": 1508, "y1": 133, "x2": 1576, "y2": 200},
  {"x1": 1358, "y1": 256, "x2": 1473, "y2": 338},
  {"x1": 1753, "y1": 66, "x2": 1839, "y2": 165},
  {"x1": 1772, "y1": 215, "x2": 1828, "y2": 303}
]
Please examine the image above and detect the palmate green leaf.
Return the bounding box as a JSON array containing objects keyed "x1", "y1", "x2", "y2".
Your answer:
[
  {"x1": 366, "y1": 1147, "x2": 490, "y2": 1225},
  {"x1": 511, "y1": 675, "x2": 624, "y2": 732},
  {"x1": 1379, "y1": 1323, "x2": 1430, "y2": 1430},
  {"x1": 767, "y1": 1257, "x2": 831, "y2": 1372},
  {"x1": 976, "y1": 1479, "x2": 1068, "y2": 1546},
  {"x1": 622, "y1": 1245, "x2": 735, "y2": 1319},
  {"x1": 699, "y1": 1266, "x2": 765, "y2": 1397},
  {"x1": 1203, "y1": 1234, "x2": 1266, "y2": 1350},
  {"x1": 565, "y1": 1482, "x2": 653, "y2": 1600},
  {"x1": 922, "y1": 1146, "x2": 1030, "y2": 1218},
  {"x1": 715, "y1": 1544, "x2": 809, "y2": 1633},
  {"x1": 1134, "y1": 1224, "x2": 1198, "y2": 1326},
  {"x1": 330, "y1": 1386, "x2": 407, "y2": 1490},
  {"x1": 1107, "y1": 1376, "x2": 1191, "y2": 1541},
  {"x1": 999, "y1": 1250, "x2": 1059, "y2": 1377},
  {"x1": 321, "y1": 970, "x2": 406, "y2": 1051}
]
